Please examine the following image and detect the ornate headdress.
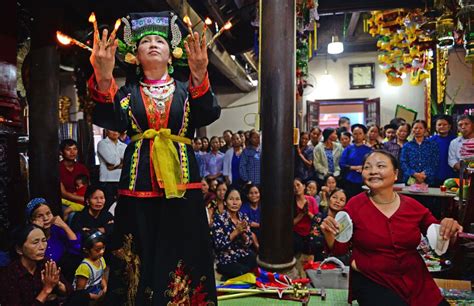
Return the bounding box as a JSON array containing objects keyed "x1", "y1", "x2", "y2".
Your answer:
[{"x1": 118, "y1": 11, "x2": 188, "y2": 69}]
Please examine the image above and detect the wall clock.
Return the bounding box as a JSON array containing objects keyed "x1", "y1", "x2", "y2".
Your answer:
[{"x1": 349, "y1": 63, "x2": 375, "y2": 89}]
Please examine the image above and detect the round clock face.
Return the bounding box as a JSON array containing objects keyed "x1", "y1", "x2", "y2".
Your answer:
[{"x1": 353, "y1": 66, "x2": 372, "y2": 86}]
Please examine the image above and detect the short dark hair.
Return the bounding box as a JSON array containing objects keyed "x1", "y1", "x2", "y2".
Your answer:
[
  {"x1": 81, "y1": 228, "x2": 106, "y2": 251},
  {"x1": 351, "y1": 124, "x2": 368, "y2": 134},
  {"x1": 310, "y1": 126, "x2": 322, "y2": 133},
  {"x1": 224, "y1": 187, "x2": 241, "y2": 202},
  {"x1": 398, "y1": 122, "x2": 412, "y2": 134},
  {"x1": 328, "y1": 188, "x2": 346, "y2": 199},
  {"x1": 60, "y1": 139, "x2": 78, "y2": 152},
  {"x1": 341, "y1": 131, "x2": 352, "y2": 139},
  {"x1": 84, "y1": 185, "x2": 106, "y2": 205},
  {"x1": 363, "y1": 149, "x2": 399, "y2": 171},
  {"x1": 338, "y1": 117, "x2": 350, "y2": 126},
  {"x1": 74, "y1": 174, "x2": 89, "y2": 186},
  {"x1": 457, "y1": 114, "x2": 474, "y2": 124},
  {"x1": 434, "y1": 114, "x2": 453, "y2": 126},
  {"x1": 223, "y1": 129, "x2": 233, "y2": 135},
  {"x1": 10, "y1": 224, "x2": 44, "y2": 258},
  {"x1": 383, "y1": 124, "x2": 398, "y2": 131},
  {"x1": 412, "y1": 119, "x2": 428, "y2": 129},
  {"x1": 389, "y1": 117, "x2": 406, "y2": 128}
]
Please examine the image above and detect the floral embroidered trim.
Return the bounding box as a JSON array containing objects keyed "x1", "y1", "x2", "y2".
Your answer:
[
  {"x1": 120, "y1": 95, "x2": 130, "y2": 110},
  {"x1": 178, "y1": 97, "x2": 190, "y2": 137},
  {"x1": 129, "y1": 139, "x2": 141, "y2": 190},
  {"x1": 179, "y1": 143, "x2": 189, "y2": 184},
  {"x1": 165, "y1": 260, "x2": 213, "y2": 306},
  {"x1": 111, "y1": 234, "x2": 140, "y2": 306},
  {"x1": 118, "y1": 189, "x2": 163, "y2": 198},
  {"x1": 87, "y1": 74, "x2": 118, "y2": 103},
  {"x1": 189, "y1": 73, "x2": 210, "y2": 99}
]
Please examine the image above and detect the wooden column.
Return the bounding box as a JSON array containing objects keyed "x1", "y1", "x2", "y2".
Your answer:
[
  {"x1": 257, "y1": 0, "x2": 296, "y2": 270},
  {"x1": 28, "y1": 7, "x2": 62, "y2": 214}
]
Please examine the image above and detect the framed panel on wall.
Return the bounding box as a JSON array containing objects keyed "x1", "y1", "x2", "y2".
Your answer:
[
  {"x1": 349, "y1": 63, "x2": 375, "y2": 89},
  {"x1": 395, "y1": 104, "x2": 417, "y2": 123}
]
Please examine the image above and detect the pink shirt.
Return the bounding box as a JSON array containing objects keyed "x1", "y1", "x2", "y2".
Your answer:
[{"x1": 293, "y1": 195, "x2": 319, "y2": 236}]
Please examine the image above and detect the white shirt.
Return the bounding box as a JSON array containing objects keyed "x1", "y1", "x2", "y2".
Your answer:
[{"x1": 97, "y1": 137, "x2": 127, "y2": 182}]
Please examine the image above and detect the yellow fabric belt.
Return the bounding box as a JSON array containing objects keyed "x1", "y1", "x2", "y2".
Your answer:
[{"x1": 131, "y1": 129, "x2": 191, "y2": 199}]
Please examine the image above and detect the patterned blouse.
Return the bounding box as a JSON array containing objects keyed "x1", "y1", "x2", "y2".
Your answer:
[
  {"x1": 400, "y1": 138, "x2": 439, "y2": 185},
  {"x1": 211, "y1": 210, "x2": 253, "y2": 265}
]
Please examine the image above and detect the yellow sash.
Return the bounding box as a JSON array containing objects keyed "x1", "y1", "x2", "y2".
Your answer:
[{"x1": 131, "y1": 129, "x2": 191, "y2": 199}]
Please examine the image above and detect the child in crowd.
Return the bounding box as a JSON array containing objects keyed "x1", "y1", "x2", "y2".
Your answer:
[
  {"x1": 318, "y1": 175, "x2": 337, "y2": 214},
  {"x1": 310, "y1": 188, "x2": 347, "y2": 261},
  {"x1": 73, "y1": 229, "x2": 108, "y2": 302},
  {"x1": 63, "y1": 174, "x2": 90, "y2": 221},
  {"x1": 305, "y1": 180, "x2": 321, "y2": 205}
]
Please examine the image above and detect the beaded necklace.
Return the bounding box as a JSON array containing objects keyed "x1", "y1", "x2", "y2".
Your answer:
[{"x1": 139, "y1": 77, "x2": 175, "y2": 113}]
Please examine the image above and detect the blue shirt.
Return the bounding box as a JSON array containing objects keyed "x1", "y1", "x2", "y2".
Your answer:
[
  {"x1": 240, "y1": 202, "x2": 261, "y2": 227},
  {"x1": 325, "y1": 147, "x2": 335, "y2": 174},
  {"x1": 231, "y1": 152, "x2": 241, "y2": 184},
  {"x1": 339, "y1": 144, "x2": 372, "y2": 183},
  {"x1": 295, "y1": 146, "x2": 315, "y2": 181},
  {"x1": 239, "y1": 146, "x2": 261, "y2": 185},
  {"x1": 194, "y1": 151, "x2": 205, "y2": 178},
  {"x1": 431, "y1": 133, "x2": 457, "y2": 183},
  {"x1": 203, "y1": 151, "x2": 225, "y2": 177},
  {"x1": 400, "y1": 138, "x2": 439, "y2": 185}
]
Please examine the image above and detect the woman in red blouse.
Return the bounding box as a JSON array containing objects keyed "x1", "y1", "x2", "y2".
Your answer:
[
  {"x1": 321, "y1": 150, "x2": 462, "y2": 306},
  {"x1": 293, "y1": 178, "x2": 319, "y2": 255}
]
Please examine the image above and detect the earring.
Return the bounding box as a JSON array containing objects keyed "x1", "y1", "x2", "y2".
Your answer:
[{"x1": 168, "y1": 58, "x2": 174, "y2": 74}]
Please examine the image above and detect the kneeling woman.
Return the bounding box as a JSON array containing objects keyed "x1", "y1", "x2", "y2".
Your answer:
[
  {"x1": 211, "y1": 188, "x2": 258, "y2": 279},
  {"x1": 321, "y1": 150, "x2": 462, "y2": 306},
  {"x1": 0, "y1": 224, "x2": 73, "y2": 305}
]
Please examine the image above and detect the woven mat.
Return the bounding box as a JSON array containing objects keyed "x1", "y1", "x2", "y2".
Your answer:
[{"x1": 219, "y1": 289, "x2": 355, "y2": 305}]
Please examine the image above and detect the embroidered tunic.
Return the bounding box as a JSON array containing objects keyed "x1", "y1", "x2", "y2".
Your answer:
[{"x1": 88, "y1": 74, "x2": 220, "y2": 198}]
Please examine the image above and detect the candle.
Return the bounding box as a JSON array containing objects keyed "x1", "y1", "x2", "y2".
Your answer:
[
  {"x1": 89, "y1": 12, "x2": 99, "y2": 40},
  {"x1": 207, "y1": 21, "x2": 232, "y2": 47},
  {"x1": 56, "y1": 31, "x2": 93, "y2": 52},
  {"x1": 314, "y1": 21, "x2": 317, "y2": 50},
  {"x1": 107, "y1": 18, "x2": 121, "y2": 44},
  {"x1": 201, "y1": 17, "x2": 213, "y2": 42},
  {"x1": 183, "y1": 15, "x2": 195, "y2": 41}
]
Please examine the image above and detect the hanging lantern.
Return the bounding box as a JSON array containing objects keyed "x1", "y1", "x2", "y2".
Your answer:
[
  {"x1": 436, "y1": 15, "x2": 455, "y2": 49},
  {"x1": 457, "y1": 2, "x2": 474, "y2": 62}
]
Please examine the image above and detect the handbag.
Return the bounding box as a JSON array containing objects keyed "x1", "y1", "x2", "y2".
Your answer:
[{"x1": 305, "y1": 257, "x2": 349, "y2": 289}]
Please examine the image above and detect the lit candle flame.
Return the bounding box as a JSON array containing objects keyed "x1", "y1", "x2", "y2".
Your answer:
[
  {"x1": 223, "y1": 21, "x2": 232, "y2": 30},
  {"x1": 107, "y1": 18, "x2": 122, "y2": 44},
  {"x1": 56, "y1": 31, "x2": 72, "y2": 45},
  {"x1": 88, "y1": 12, "x2": 96, "y2": 23},
  {"x1": 206, "y1": 20, "x2": 233, "y2": 47},
  {"x1": 56, "y1": 31, "x2": 92, "y2": 52},
  {"x1": 89, "y1": 12, "x2": 99, "y2": 40},
  {"x1": 183, "y1": 15, "x2": 192, "y2": 27},
  {"x1": 205, "y1": 17, "x2": 212, "y2": 25},
  {"x1": 183, "y1": 15, "x2": 195, "y2": 41}
]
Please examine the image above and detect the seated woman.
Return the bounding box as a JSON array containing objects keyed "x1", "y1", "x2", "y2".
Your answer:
[
  {"x1": 321, "y1": 150, "x2": 461, "y2": 306},
  {"x1": 71, "y1": 185, "x2": 114, "y2": 241},
  {"x1": 0, "y1": 224, "x2": 73, "y2": 305},
  {"x1": 239, "y1": 184, "x2": 261, "y2": 240},
  {"x1": 26, "y1": 198, "x2": 81, "y2": 281},
  {"x1": 211, "y1": 188, "x2": 258, "y2": 280}
]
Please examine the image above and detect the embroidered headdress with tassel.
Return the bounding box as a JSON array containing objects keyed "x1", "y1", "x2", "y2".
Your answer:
[{"x1": 118, "y1": 11, "x2": 188, "y2": 72}]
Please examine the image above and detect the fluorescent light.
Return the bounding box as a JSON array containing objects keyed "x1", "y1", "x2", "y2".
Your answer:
[{"x1": 327, "y1": 36, "x2": 344, "y2": 55}]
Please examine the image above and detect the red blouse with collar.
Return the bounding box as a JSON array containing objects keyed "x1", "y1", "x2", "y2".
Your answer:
[{"x1": 332, "y1": 192, "x2": 443, "y2": 306}]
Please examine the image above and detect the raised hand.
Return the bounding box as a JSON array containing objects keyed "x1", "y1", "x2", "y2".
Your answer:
[
  {"x1": 184, "y1": 32, "x2": 208, "y2": 86},
  {"x1": 90, "y1": 28, "x2": 118, "y2": 91}
]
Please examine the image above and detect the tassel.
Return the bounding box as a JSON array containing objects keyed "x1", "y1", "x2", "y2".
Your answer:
[
  {"x1": 309, "y1": 35, "x2": 312, "y2": 59},
  {"x1": 314, "y1": 22, "x2": 317, "y2": 50}
]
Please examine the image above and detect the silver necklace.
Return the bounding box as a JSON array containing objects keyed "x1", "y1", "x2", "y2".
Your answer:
[{"x1": 140, "y1": 80, "x2": 175, "y2": 112}]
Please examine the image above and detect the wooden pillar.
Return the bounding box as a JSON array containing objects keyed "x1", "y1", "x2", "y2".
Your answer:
[
  {"x1": 257, "y1": 0, "x2": 296, "y2": 270},
  {"x1": 28, "y1": 7, "x2": 62, "y2": 215}
]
